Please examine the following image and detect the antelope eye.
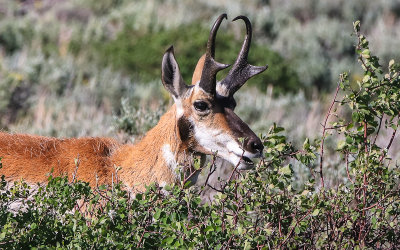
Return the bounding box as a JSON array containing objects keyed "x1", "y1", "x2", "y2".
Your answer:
[{"x1": 193, "y1": 101, "x2": 209, "y2": 112}]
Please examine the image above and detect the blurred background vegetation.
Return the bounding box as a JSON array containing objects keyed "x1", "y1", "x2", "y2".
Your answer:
[{"x1": 0, "y1": 0, "x2": 399, "y2": 182}]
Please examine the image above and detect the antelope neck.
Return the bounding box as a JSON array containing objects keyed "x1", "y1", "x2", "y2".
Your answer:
[{"x1": 112, "y1": 105, "x2": 189, "y2": 191}]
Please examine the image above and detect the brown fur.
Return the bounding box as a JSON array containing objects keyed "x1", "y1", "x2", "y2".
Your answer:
[
  {"x1": 112, "y1": 105, "x2": 193, "y2": 191},
  {"x1": 0, "y1": 132, "x2": 118, "y2": 185},
  {"x1": 0, "y1": 105, "x2": 189, "y2": 191}
]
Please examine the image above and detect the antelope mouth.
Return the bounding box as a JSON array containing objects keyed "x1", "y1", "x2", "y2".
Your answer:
[
  {"x1": 226, "y1": 145, "x2": 263, "y2": 170},
  {"x1": 241, "y1": 156, "x2": 254, "y2": 165},
  {"x1": 237, "y1": 155, "x2": 257, "y2": 170}
]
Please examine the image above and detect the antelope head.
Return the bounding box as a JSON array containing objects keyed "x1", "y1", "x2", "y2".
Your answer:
[{"x1": 161, "y1": 14, "x2": 268, "y2": 170}]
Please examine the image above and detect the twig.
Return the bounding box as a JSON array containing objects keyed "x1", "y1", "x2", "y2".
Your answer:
[
  {"x1": 361, "y1": 201, "x2": 384, "y2": 211},
  {"x1": 219, "y1": 148, "x2": 245, "y2": 193},
  {"x1": 373, "y1": 115, "x2": 384, "y2": 144},
  {"x1": 278, "y1": 213, "x2": 282, "y2": 237},
  {"x1": 226, "y1": 151, "x2": 244, "y2": 185},
  {"x1": 206, "y1": 183, "x2": 223, "y2": 193},
  {"x1": 358, "y1": 119, "x2": 369, "y2": 248},
  {"x1": 325, "y1": 123, "x2": 351, "y2": 130},
  {"x1": 279, "y1": 208, "x2": 314, "y2": 247},
  {"x1": 379, "y1": 113, "x2": 399, "y2": 163},
  {"x1": 386, "y1": 125, "x2": 398, "y2": 152},
  {"x1": 136, "y1": 208, "x2": 155, "y2": 248},
  {"x1": 320, "y1": 79, "x2": 341, "y2": 189},
  {"x1": 182, "y1": 167, "x2": 201, "y2": 186},
  {"x1": 183, "y1": 155, "x2": 206, "y2": 186},
  {"x1": 71, "y1": 154, "x2": 80, "y2": 183},
  {"x1": 202, "y1": 155, "x2": 217, "y2": 188},
  {"x1": 363, "y1": 121, "x2": 368, "y2": 154}
]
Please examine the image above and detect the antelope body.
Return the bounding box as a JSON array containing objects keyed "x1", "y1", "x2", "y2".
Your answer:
[{"x1": 0, "y1": 14, "x2": 267, "y2": 191}]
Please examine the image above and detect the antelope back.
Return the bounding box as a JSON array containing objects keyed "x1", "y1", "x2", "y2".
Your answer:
[{"x1": 0, "y1": 132, "x2": 118, "y2": 185}]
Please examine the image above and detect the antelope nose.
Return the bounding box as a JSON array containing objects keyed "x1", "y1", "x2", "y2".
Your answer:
[{"x1": 248, "y1": 137, "x2": 264, "y2": 153}]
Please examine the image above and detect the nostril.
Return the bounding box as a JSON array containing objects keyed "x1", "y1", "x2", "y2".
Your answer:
[{"x1": 250, "y1": 140, "x2": 264, "y2": 153}]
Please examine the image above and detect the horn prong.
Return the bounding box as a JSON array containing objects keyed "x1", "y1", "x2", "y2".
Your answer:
[
  {"x1": 232, "y1": 15, "x2": 252, "y2": 64},
  {"x1": 199, "y1": 14, "x2": 230, "y2": 95},
  {"x1": 218, "y1": 15, "x2": 268, "y2": 97}
]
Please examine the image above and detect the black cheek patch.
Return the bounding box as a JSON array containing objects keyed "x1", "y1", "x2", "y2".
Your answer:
[{"x1": 177, "y1": 116, "x2": 192, "y2": 142}]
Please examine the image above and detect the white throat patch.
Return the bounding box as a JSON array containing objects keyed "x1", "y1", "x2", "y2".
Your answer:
[{"x1": 162, "y1": 144, "x2": 178, "y2": 176}]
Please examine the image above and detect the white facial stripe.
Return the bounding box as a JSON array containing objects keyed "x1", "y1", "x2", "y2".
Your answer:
[
  {"x1": 190, "y1": 119, "x2": 260, "y2": 170},
  {"x1": 175, "y1": 99, "x2": 184, "y2": 117},
  {"x1": 196, "y1": 85, "x2": 207, "y2": 94},
  {"x1": 192, "y1": 122, "x2": 254, "y2": 157},
  {"x1": 162, "y1": 144, "x2": 178, "y2": 177},
  {"x1": 174, "y1": 87, "x2": 193, "y2": 118},
  {"x1": 226, "y1": 141, "x2": 260, "y2": 159},
  {"x1": 192, "y1": 123, "x2": 232, "y2": 153}
]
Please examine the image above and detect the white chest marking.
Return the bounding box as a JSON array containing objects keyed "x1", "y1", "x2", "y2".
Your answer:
[{"x1": 162, "y1": 144, "x2": 178, "y2": 176}]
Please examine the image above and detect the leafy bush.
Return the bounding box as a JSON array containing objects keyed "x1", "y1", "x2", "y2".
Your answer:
[
  {"x1": 1, "y1": 23, "x2": 399, "y2": 248},
  {"x1": 94, "y1": 23, "x2": 299, "y2": 93},
  {"x1": 0, "y1": 19, "x2": 33, "y2": 54},
  {"x1": 114, "y1": 97, "x2": 166, "y2": 137},
  {"x1": 265, "y1": 0, "x2": 400, "y2": 91},
  {"x1": 0, "y1": 52, "x2": 131, "y2": 135}
]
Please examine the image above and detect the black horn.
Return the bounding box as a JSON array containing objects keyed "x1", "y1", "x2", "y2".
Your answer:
[
  {"x1": 218, "y1": 16, "x2": 268, "y2": 97},
  {"x1": 199, "y1": 14, "x2": 230, "y2": 95}
]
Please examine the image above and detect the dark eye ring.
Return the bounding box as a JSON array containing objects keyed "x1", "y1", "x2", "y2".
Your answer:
[{"x1": 193, "y1": 101, "x2": 209, "y2": 112}]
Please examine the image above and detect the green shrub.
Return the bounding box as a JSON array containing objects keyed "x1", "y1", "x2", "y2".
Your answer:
[
  {"x1": 94, "y1": 23, "x2": 300, "y2": 93},
  {"x1": 114, "y1": 97, "x2": 166, "y2": 137},
  {"x1": 0, "y1": 20, "x2": 33, "y2": 54},
  {"x1": 264, "y1": 0, "x2": 400, "y2": 91}
]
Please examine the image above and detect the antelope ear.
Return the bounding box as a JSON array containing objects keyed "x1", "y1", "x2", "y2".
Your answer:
[{"x1": 161, "y1": 46, "x2": 190, "y2": 100}]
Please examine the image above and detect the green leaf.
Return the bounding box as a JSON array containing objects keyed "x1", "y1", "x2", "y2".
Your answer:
[
  {"x1": 337, "y1": 140, "x2": 346, "y2": 150},
  {"x1": 276, "y1": 143, "x2": 285, "y2": 152},
  {"x1": 362, "y1": 75, "x2": 370, "y2": 83},
  {"x1": 0, "y1": 232, "x2": 5, "y2": 241},
  {"x1": 154, "y1": 208, "x2": 161, "y2": 220},
  {"x1": 163, "y1": 236, "x2": 175, "y2": 245},
  {"x1": 274, "y1": 126, "x2": 285, "y2": 133},
  {"x1": 279, "y1": 165, "x2": 292, "y2": 176},
  {"x1": 295, "y1": 226, "x2": 300, "y2": 234},
  {"x1": 303, "y1": 138, "x2": 310, "y2": 149},
  {"x1": 312, "y1": 209, "x2": 320, "y2": 216},
  {"x1": 353, "y1": 20, "x2": 360, "y2": 31},
  {"x1": 352, "y1": 112, "x2": 360, "y2": 123},
  {"x1": 362, "y1": 49, "x2": 370, "y2": 56},
  {"x1": 204, "y1": 226, "x2": 214, "y2": 233}
]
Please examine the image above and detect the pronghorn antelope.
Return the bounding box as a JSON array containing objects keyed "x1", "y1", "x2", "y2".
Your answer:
[{"x1": 0, "y1": 14, "x2": 267, "y2": 191}]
